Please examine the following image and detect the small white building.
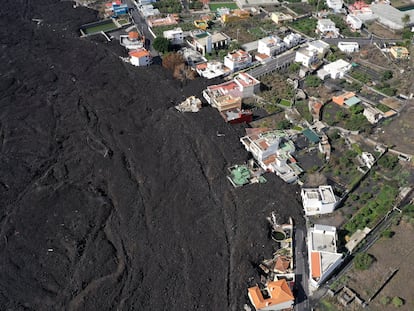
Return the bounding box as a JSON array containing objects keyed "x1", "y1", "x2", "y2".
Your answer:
[
  {"x1": 196, "y1": 61, "x2": 229, "y2": 79},
  {"x1": 163, "y1": 27, "x2": 184, "y2": 45},
  {"x1": 257, "y1": 35, "x2": 287, "y2": 56},
  {"x1": 363, "y1": 106, "x2": 383, "y2": 124},
  {"x1": 283, "y1": 33, "x2": 302, "y2": 48},
  {"x1": 295, "y1": 48, "x2": 318, "y2": 68},
  {"x1": 129, "y1": 49, "x2": 152, "y2": 66},
  {"x1": 223, "y1": 49, "x2": 252, "y2": 72},
  {"x1": 338, "y1": 42, "x2": 359, "y2": 53},
  {"x1": 316, "y1": 19, "x2": 339, "y2": 38},
  {"x1": 140, "y1": 4, "x2": 160, "y2": 17},
  {"x1": 317, "y1": 59, "x2": 351, "y2": 80},
  {"x1": 271, "y1": 12, "x2": 293, "y2": 24},
  {"x1": 308, "y1": 224, "x2": 343, "y2": 289},
  {"x1": 308, "y1": 40, "x2": 330, "y2": 55},
  {"x1": 361, "y1": 152, "x2": 375, "y2": 168},
  {"x1": 301, "y1": 185, "x2": 338, "y2": 216},
  {"x1": 326, "y1": 0, "x2": 343, "y2": 11},
  {"x1": 188, "y1": 31, "x2": 230, "y2": 56},
  {"x1": 346, "y1": 14, "x2": 363, "y2": 30}
]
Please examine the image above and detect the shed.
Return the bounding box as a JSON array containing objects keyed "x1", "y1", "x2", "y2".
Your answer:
[
  {"x1": 302, "y1": 128, "x2": 320, "y2": 144},
  {"x1": 344, "y1": 96, "x2": 361, "y2": 107}
]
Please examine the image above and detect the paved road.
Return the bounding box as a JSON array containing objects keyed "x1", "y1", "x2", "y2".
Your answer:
[
  {"x1": 323, "y1": 35, "x2": 402, "y2": 47},
  {"x1": 246, "y1": 51, "x2": 296, "y2": 78},
  {"x1": 126, "y1": 1, "x2": 157, "y2": 47},
  {"x1": 294, "y1": 227, "x2": 310, "y2": 311}
]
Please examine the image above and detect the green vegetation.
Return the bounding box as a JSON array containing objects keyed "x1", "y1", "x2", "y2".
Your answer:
[
  {"x1": 345, "y1": 184, "x2": 399, "y2": 234},
  {"x1": 374, "y1": 83, "x2": 397, "y2": 96},
  {"x1": 329, "y1": 14, "x2": 360, "y2": 37},
  {"x1": 378, "y1": 154, "x2": 399, "y2": 170},
  {"x1": 343, "y1": 104, "x2": 370, "y2": 132},
  {"x1": 289, "y1": 17, "x2": 317, "y2": 37},
  {"x1": 84, "y1": 20, "x2": 117, "y2": 34},
  {"x1": 380, "y1": 296, "x2": 391, "y2": 305},
  {"x1": 288, "y1": 62, "x2": 301, "y2": 73},
  {"x1": 305, "y1": 75, "x2": 322, "y2": 87},
  {"x1": 392, "y1": 296, "x2": 404, "y2": 307},
  {"x1": 260, "y1": 74, "x2": 295, "y2": 105},
  {"x1": 153, "y1": 0, "x2": 182, "y2": 13},
  {"x1": 350, "y1": 70, "x2": 371, "y2": 84},
  {"x1": 280, "y1": 99, "x2": 292, "y2": 107},
  {"x1": 153, "y1": 37, "x2": 171, "y2": 53},
  {"x1": 354, "y1": 252, "x2": 374, "y2": 270},
  {"x1": 152, "y1": 22, "x2": 194, "y2": 37},
  {"x1": 381, "y1": 229, "x2": 395, "y2": 238},
  {"x1": 295, "y1": 100, "x2": 312, "y2": 123},
  {"x1": 276, "y1": 119, "x2": 292, "y2": 129},
  {"x1": 382, "y1": 70, "x2": 393, "y2": 81},
  {"x1": 209, "y1": 2, "x2": 238, "y2": 11},
  {"x1": 376, "y1": 103, "x2": 391, "y2": 112},
  {"x1": 318, "y1": 298, "x2": 338, "y2": 311}
]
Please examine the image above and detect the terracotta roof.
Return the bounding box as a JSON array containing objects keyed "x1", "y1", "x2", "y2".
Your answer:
[
  {"x1": 129, "y1": 49, "x2": 150, "y2": 58},
  {"x1": 262, "y1": 154, "x2": 277, "y2": 165},
  {"x1": 274, "y1": 255, "x2": 291, "y2": 273},
  {"x1": 248, "y1": 279, "x2": 294, "y2": 310},
  {"x1": 332, "y1": 92, "x2": 355, "y2": 106},
  {"x1": 128, "y1": 31, "x2": 139, "y2": 40},
  {"x1": 311, "y1": 251, "x2": 322, "y2": 278}
]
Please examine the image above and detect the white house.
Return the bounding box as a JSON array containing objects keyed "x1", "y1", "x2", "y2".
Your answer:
[
  {"x1": 163, "y1": 27, "x2": 184, "y2": 45},
  {"x1": 248, "y1": 279, "x2": 294, "y2": 311},
  {"x1": 283, "y1": 33, "x2": 302, "y2": 48},
  {"x1": 140, "y1": 4, "x2": 160, "y2": 17},
  {"x1": 196, "y1": 61, "x2": 229, "y2": 79},
  {"x1": 223, "y1": 49, "x2": 252, "y2": 72},
  {"x1": 326, "y1": 0, "x2": 343, "y2": 11},
  {"x1": 257, "y1": 35, "x2": 287, "y2": 56},
  {"x1": 301, "y1": 185, "x2": 338, "y2": 216},
  {"x1": 188, "y1": 31, "x2": 230, "y2": 56},
  {"x1": 308, "y1": 40, "x2": 330, "y2": 55},
  {"x1": 308, "y1": 224, "x2": 343, "y2": 289},
  {"x1": 120, "y1": 31, "x2": 144, "y2": 50},
  {"x1": 129, "y1": 49, "x2": 152, "y2": 66},
  {"x1": 316, "y1": 19, "x2": 339, "y2": 38},
  {"x1": 295, "y1": 48, "x2": 318, "y2": 68},
  {"x1": 346, "y1": 14, "x2": 362, "y2": 30},
  {"x1": 363, "y1": 106, "x2": 383, "y2": 124},
  {"x1": 338, "y1": 42, "x2": 359, "y2": 53},
  {"x1": 361, "y1": 152, "x2": 375, "y2": 168},
  {"x1": 202, "y1": 72, "x2": 260, "y2": 110},
  {"x1": 317, "y1": 59, "x2": 352, "y2": 80},
  {"x1": 239, "y1": 129, "x2": 301, "y2": 183}
]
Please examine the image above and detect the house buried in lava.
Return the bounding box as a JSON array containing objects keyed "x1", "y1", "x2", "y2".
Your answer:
[{"x1": 240, "y1": 128, "x2": 303, "y2": 183}]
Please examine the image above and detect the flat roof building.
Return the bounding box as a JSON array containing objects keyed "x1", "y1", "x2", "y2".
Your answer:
[
  {"x1": 308, "y1": 224, "x2": 343, "y2": 289},
  {"x1": 371, "y1": 3, "x2": 414, "y2": 30},
  {"x1": 301, "y1": 185, "x2": 338, "y2": 216}
]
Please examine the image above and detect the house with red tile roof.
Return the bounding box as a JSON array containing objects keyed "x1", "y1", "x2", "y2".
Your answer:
[{"x1": 248, "y1": 279, "x2": 294, "y2": 311}]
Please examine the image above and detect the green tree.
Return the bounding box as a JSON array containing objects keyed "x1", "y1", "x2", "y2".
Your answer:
[
  {"x1": 402, "y1": 14, "x2": 410, "y2": 27},
  {"x1": 380, "y1": 296, "x2": 391, "y2": 305},
  {"x1": 382, "y1": 70, "x2": 393, "y2": 81},
  {"x1": 289, "y1": 62, "x2": 301, "y2": 73},
  {"x1": 305, "y1": 75, "x2": 321, "y2": 87},
  {"x1": 354, "y1": 252, "x2": 374, "y2": 270},
  {"x1": 276, "y1": 119, "x2": 291, "y2": 130},
  {"x1": 381, "y1": 229, "x2": 394, "y2": 238},
  {"x1": 153, "y1": 37, "x2": 170, "y2": 53},
  {"x1": 392, "y1": 296, "x2": 404, "y2": 307}
]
